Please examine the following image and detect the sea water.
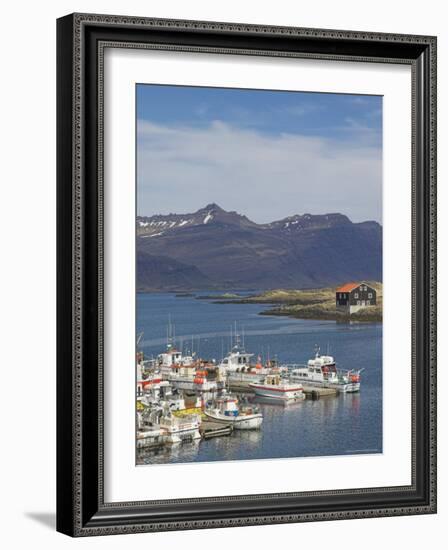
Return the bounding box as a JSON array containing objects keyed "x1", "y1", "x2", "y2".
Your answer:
[{"x1": 136, "y1": 292, "x2": 382, "y2": 465}]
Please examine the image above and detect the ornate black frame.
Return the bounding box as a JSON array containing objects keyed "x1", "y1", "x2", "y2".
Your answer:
[{"x1": 56, "y1": 13, "x2": 437, "y2": 537}]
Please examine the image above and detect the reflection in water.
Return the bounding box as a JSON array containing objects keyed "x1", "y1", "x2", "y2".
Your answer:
[
  {"x1": 139, "y1": 439, "x2": 201, "y2": 465},
  {"x1": 136, "y1": 392, "x2": 380, "y2": 465}
]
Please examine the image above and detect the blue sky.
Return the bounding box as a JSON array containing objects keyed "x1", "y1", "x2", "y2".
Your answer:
[{"x1": 137, "y1": 84, "x2": 382, "y2": 223}]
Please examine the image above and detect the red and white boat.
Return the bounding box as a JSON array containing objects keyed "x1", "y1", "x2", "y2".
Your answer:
[{"x1": 249, "y1": 374, "x2": 304, "y2": 401}]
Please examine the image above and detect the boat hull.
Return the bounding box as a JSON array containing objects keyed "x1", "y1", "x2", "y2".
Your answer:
[
  {"x1": 136, "y1": 429, "x2": 164, "y2": 449},
  {"x1": 290, "y1": 378, "x2": 360, "y2": 393},
  {"x1": 162, "y1": 426, "x2": 202, "y2": 444},
  {"x1": 335, "y1": 382, "x2": 360, "y2": 393},
  {"x1": 204, "y1": 410, "x2": 263, "y2": 430},
  {"x1": 171, "y1": 378, "x2": 217, "y2": 392},
  {"x1": 249, "y1": 383, "x2": 304, "y2": 401}
]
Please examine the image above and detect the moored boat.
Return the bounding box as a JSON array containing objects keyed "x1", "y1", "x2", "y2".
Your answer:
[
  {"x1": 218, "y1": 332, "x2": 285, "y2": 388},
  {"x1": 136, "y1": 426, "x2": 165, "y2": 449},
  {"x1": 286, "y1": 347, "x2": 362, "y2": 393},
  {"x1": 171, "y1": 368, "x2": 218, "y2": 392},
  {"x1": 249, "y1": 374, "x2": 304, "y2": 401},
  {"x1": 204, "y1": 395, "x2": 263, "y2": 430},
  {"x1": 159, "y1": 411, "x2": 202, "y2": 444}
]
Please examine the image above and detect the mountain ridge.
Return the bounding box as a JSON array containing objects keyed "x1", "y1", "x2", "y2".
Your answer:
[{"x1": 137, "y1": 204, "x2": 382, "y2": 292}]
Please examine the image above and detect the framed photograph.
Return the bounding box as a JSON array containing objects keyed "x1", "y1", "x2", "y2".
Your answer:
[{"x1": 56, "y1": 13, "x2": 437, "y2": 536}]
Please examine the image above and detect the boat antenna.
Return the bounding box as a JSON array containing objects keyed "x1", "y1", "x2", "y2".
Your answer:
[{"x1": 242, "y1": 326, "x2": 245, "y2": 349}]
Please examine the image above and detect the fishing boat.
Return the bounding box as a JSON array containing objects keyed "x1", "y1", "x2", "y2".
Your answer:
[
  {"x1": 249, "y1": 374, "x2": 304, "y2": 401},
  {"x1": 155, "y1": 332, "x2": 218, "y2": 391},
  {"x1": 136, "y1": 426, "x2": 165, "y2": 449},
  {"x1": 218, "y1": 332, "x2": 280, "y2": 384},
  {"x1": 159, "y1": 411, "x2": 202, "y2": 444},
  {"x1": 157, "y1": 342, "x2": 196, "y2": 378},
  {"x1": 204, "y1": 395, "x2": 263, "y2": 430},
  {"x1": 287, "y1": 347, "x2": 362, "y2": 393},
  {"x1": 164, "y1": 393, "x2": 186, "y2": 411},
  {"x1": 137, "y1": 362, "x2": 173, "y2": 401},
  {"x1": 170, "y1": 368, "x2": 218, "y2": 393}
]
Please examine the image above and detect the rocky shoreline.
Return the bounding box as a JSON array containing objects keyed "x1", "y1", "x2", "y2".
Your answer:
[{"x1": 207, "y1": 285, "x2": 383, "y2": 323}]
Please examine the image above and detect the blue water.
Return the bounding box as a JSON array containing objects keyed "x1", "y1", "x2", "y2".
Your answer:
[{"x1": 136, "y1": 292, "x2": 382, "y2": 465}]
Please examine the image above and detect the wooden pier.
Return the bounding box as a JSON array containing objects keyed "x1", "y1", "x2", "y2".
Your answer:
[
  {"x1": 302, "y1": 386, "x2": 339, "y2": 399},
  {"x1": 200, "y1": 420, "x2": 233, "y2": 439}
]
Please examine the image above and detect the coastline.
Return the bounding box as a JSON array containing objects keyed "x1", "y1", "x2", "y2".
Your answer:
[
  {"x1": 207, "y1": 285, "x2": 383, "y2": 323},
  {"x1": 136, "y1": 284, "x2": 383, "y2": 323}
]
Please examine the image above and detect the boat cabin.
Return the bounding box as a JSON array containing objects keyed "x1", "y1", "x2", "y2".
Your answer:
[{"x1": 219, "y1": 345, "x2": 254, "y2": 372}]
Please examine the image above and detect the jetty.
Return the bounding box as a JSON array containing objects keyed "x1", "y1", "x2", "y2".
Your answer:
[
  {"x1": 200, "y1": 419, "x2": 233, "y2": 439},
  {"x1": 302, "y1": 386, "x2": 338, "y2": 399}
]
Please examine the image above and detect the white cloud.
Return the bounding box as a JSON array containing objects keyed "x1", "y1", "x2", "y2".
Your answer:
[{"x1": 137, "y1": 120, "x2": 382, "y2": 223}]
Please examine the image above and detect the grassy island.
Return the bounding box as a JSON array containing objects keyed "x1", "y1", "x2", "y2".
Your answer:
[{"x1": 216, "y1": 283, "x2": 383, "y2": 323}]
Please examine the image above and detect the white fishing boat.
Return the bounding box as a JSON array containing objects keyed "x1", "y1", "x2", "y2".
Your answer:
[
  {"x1": 140, "y1": 377, "x2": 173, "y2": 402},
  {"x1": 287, "y1": 347, "x2": 362, "y2": 393},
  {"x1": 156, "y1": 335, "x2": 218, "y2": 392},
  {"x1": 170, "y1": 368, "x2": 218, "y2": 392},
  {"x1": 218, "y1": 332, "x2": 281, "y2": 385},
  {"x1": 136, "y1": 426, "x2": 165, "y2": 449},
  {"x1": 157, "y1": 342, "x2": 196, "y2": 378},
  {"x1": 249, "y1": 374, "x2": 304, "y2": 401},
  {"x1": 137, "y1": 365, "x2": 170, "y2": 399},
  {"x1": 218, "y1": 338, "x2": 255, "y2": 373},
  {"x1": 159, "y1": 411, "x2": 202, "y2": 444},
  {"x1": 165, "y1": 394, "x2": 186, "y2": 411},
  {"x1": 204, "y1": 395, "x2": 263, "y2": 430}
]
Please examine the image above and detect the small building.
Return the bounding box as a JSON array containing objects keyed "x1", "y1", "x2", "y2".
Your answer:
[{"x1": 336, "y1": 282, "x2": 377, "y2": 314}]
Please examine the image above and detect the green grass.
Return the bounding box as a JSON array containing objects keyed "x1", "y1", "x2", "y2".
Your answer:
[{"x1": 224, "y1": 283, "x2": 383, "y2": 323}]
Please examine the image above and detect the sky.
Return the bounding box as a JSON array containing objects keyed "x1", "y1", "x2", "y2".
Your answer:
[{"x1": 137, "y1": 84, "x2": 382, "y2": 224}]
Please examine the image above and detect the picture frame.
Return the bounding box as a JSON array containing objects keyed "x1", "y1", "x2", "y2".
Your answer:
[{"x1": 56, "y1": 13, "x2": 437, "y2": 537}]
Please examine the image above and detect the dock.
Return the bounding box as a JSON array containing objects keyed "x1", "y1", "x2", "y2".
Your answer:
[
  {"x1": 200, "y1": 420, "x2": 233, "y2": 439},
  {"x1": 302, "y1": 386, "x2": 339, "y2": 399}
]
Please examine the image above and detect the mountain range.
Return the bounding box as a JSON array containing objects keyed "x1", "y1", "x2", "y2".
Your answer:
[{"x1": 137, "y1": 203, "x2": 382, "y2": 291}]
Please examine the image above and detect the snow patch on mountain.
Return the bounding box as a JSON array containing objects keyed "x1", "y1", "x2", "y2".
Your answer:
[
  {"x1": 203, "y1": 212, "x2": 213, "y2": 224},
  {"x1": 141, "y1": 231, "x2": 164, "y2": 238}
]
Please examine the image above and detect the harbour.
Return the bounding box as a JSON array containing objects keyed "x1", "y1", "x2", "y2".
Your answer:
[{"x1": 136, "y1": 291, "x2": 382, "y2": 465}]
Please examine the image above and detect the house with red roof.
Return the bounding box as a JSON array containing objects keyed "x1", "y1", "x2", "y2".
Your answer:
[{"x1": 335, "y1": 282, "x2": 377, "y2": 314}]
